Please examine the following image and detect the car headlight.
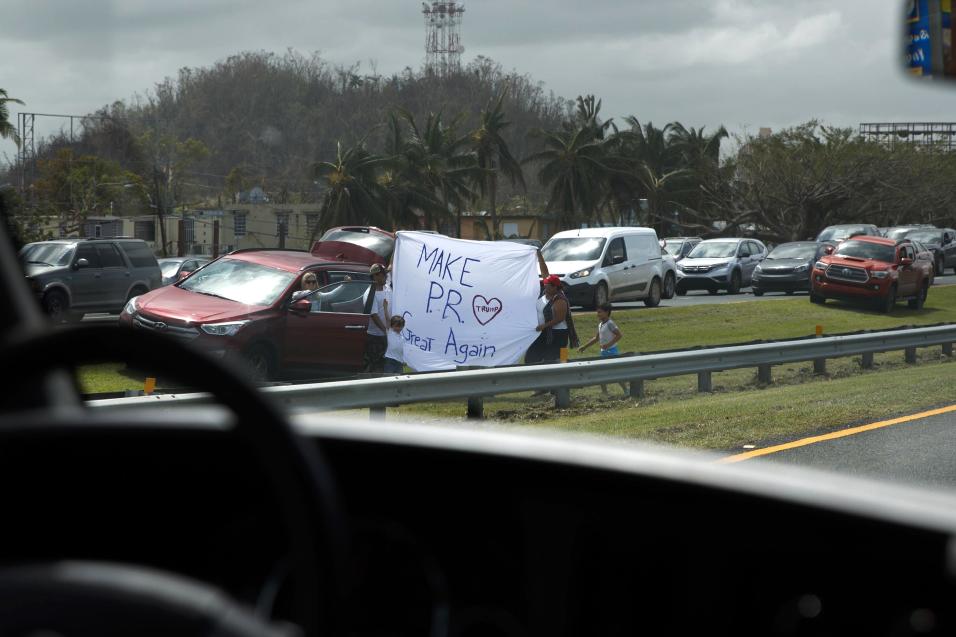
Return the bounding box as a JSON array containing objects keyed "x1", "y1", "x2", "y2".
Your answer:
[
  {"x1": 200, "y1": 320, "x2": 250, "y2": 336},
  {"x1": 793, "y1": 263, "x2": 809, "y2": 273},
  {"x1": 676, "y1": 263, "x2": 684, "y2": 271},
  {"x1": 568, "y1": 269, "x2": 591, "y2": 279},
  {"x1": 869, "y1": 270, "x2": 889, "y2": 279},
  {"x1": 754, "y1": 264, "x2": 763, "y2": 273},
  {"x1": 123, "y1": 296, "x2": 139, "y2": 316},
  {"x1": 814, "y1": 261, "x2": 827, "y2": 270}
]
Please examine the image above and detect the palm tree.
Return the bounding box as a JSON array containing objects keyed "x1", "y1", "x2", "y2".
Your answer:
[
  {"x1": 312, "y1": 140, "x2": 388, "y2": 235},
  {"x1": 378, "y1": 112, "x2": 444, "y2": 230},
  {"x1": 667, "y1": 123, "x2": 729, "y2": 230},
  {"x1": 400, "y1": 109, "x2": 480, "y2": 234},
  {"x1": 470, "y1": 93, "x2": 525, "y2": 238},
  {"x1": 523, "y1": 96, "x2": 616, "y2": 230},
  {"x1": 0, "y1": 89, "x2": 24, "y2": 147}
]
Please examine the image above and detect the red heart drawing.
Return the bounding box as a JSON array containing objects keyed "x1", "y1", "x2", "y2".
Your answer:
[{"x1": 472, "y1": 295, "x2": 503, "y2": 325}]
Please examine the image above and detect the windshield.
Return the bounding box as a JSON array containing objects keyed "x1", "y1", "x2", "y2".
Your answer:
[
  {"x1": 19, "y1": 243, "x2": 74, "y2": 266},
  {"x1": 320, "y1": 229, "x2": 394, "y2": 258},
  {"x1": 767, "y1": 244, "x2": 818, "y2": 260},
  {"x1": 177, "y1": 258, "x2": 296, "y2": 306},
  {"x1": 905, "y1": 230, "x2": 943, "y2": 244},
  {"x1": 7, "y1": 1, "x2": 956, "y2": 536},
  {"x1": 542, "y1": 238, "x2": 606, "y2": 262},
  {"x1": 817, "y1": 226, "x2": 867, "y2": 242},
  {"x1": 833, "y1": 240, "x2": 895, "y2": 262},
  {"x1": 687, "y1": 242, "x2": 737, "y2": 259}
]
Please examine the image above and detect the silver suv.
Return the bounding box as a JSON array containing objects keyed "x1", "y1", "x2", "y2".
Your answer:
[
  {"x1": 675, "y1": 238, "x2": 767, "y2": 295},
  {"x1": 20, "y1": 238, "x2": 162, "y2": 321}
]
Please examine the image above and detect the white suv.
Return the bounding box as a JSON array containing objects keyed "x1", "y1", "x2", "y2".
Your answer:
[
  {"x1": 540, "y1": 227, "x2": 671, "y2": 308},
  {"x1": 675, "y1": 238, "x2": 767, "y2": 295}
]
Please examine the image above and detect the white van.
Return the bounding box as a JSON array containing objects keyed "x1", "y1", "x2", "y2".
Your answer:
[{"x1": 540, "y1": 227, "x2": 672, "y2": 308}]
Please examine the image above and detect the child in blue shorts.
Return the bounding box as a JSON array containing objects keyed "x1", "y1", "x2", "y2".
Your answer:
[{"x1": 578, "y1": 303, "x2": 627, "y2": 393}]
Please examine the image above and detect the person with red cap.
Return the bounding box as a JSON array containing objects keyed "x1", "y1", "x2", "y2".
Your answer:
[{"x1": 525, "y1": 266, "x2": 578, "y2": 364}]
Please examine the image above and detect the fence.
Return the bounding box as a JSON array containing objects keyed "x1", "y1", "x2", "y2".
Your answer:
[{"x1": 86, "y1": 324, "x2": 956, "y2": 418}]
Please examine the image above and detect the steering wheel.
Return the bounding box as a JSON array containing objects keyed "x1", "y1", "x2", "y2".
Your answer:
[{"x1": 0, "y1": 324, "x2": 348, "y2": 636}]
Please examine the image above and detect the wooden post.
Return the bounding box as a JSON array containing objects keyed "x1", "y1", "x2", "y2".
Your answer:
[
  {"x1": 467, "y1": 396, "x2": 484, "y2": 420},
  {"x1": 861, "y1": 352, "x2": 874, "y2": 369},
  {"x1": 629, "y1": 379, "x2": 645, "y2": 399},
  {"x1": 944, "y1": 342, "x2": 953, "y2": 357},
  {"x1": 813, "y1": 324, "x2": 826, "y2": 375},
  {"x1": 905, "y1": 347, "x2": 917, "y2": 364},
  {"x1": 757, "y1": 364, "x2": 772, "y2": 385},
  {"x1": 698, "y1": 371, "x2": 712, "y2": 393}
]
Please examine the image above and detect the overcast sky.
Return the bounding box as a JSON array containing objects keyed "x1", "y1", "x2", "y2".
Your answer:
[{"x1": 2, "y1": 0, "x2": 954, "y2": 165}]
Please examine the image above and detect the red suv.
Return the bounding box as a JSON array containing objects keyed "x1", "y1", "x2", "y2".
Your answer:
[
  {"x1": 810, "y1": 236, "x2": 931, "y2": 313},
  {"x1": 119, "y1": 227, "x2": 394, "y2": 380}
]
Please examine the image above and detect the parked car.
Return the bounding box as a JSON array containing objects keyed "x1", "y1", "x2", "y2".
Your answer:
[
  {"x1": 157, "y1": 256, "x2": 211, "y2": 286},
  {"x1": 675, "y1": 238, "x2": 767, "y2": 295},
  {"x1": 751, "y1": 241, "x2": 829, "y2": 296},
  {"x1": 815, "y1": 223, "x2": 882, "y2": 244},
  {"x1": 909, "y1": 239, "x2": 938, "y2": 284},
  {"x1": 19, "y1": 238, "x2": 162, "y2": 322},
  {"x1": 897, "y1": 228, "x2": 956, "y2": 276},
  {"x1": 540, "y1": 227, "x2": 668, "y2": 308},
  {"x1": 120, "y1": 249, "x2": 377, "y2": 380},
  {"x1": 882, "y1": 225, "x2": 935, "y2": 241},
  {"x1": 311, "y1": 225, "x2": 394, "y2": 264},
  {"x1": 810, "y1": 236, "x2": 931, "y2": 312},
  {"x1": 661, "y1": 236, "x2": 702, "y2": 261},
  {"x1": 659, "y1": 249, "x2": 678, "y2": 300}
]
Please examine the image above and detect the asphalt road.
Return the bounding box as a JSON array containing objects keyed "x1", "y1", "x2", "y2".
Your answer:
[{"x1": 763, "y1": 408, "x2": 956, "y2": 491}]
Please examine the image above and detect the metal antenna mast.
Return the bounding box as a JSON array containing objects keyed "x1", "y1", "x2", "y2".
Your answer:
[{"x1": 422, "y1": 2, "x2": 465, "y2": 76}]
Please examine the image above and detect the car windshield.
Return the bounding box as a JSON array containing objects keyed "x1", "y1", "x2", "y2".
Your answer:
[
  {"x1": 19, "y1": 243, "x2": 74, "y2": 266},
  {"x1": 687, "y1": 242, "x2": 737, "y2": 259},
  {"x1": 768, "y1": 244, "x2": 817, "y2": 259},
  {"x1": 177, "y1": 258, "x2": 296, "y2": 306},
  {"x1": 833, "y1": 240, "x2": 895, "y2": 262},
  {"x1": 906, "y1": 230, "x2": 943, "y2": 244},
  {"x1": 817, "y1": 226, "x2": 867, "y2": 242},
  {"x1": 320, "y1": 229, "x2": 394, "y2": 258},
  {"x1": 8, "y1": 1, "x2": 956, "y2": 567},
  {"x1": 542, "y1": 238, "x2": 606, "y2": 262}
]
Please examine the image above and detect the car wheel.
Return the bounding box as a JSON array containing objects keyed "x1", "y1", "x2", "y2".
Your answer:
[
  {"x1": 676, "y1": 288, "x2": 687, "y2": 296},
  {"x1": 643, "y1": 278, "x2": 661, "y2": 307},
  {"x1": 727, "y1": 270, "x2": 742, "y2": 295},
  {"x1": 662, "y1": 272, "x2": 676, "y2": 299},
  {"x1": 785, "y1": 290, "x2": 794, "y2": 296},
  {"x1": 42, "y1": 290, "x2": 70, "y2": 323},
  {"x1": 708, "y1": 288, "x2": 718, "y2": 295},
  {"x1": 810, "y1": 293, "x2": 825, "y2": 305},
  {"x1": 126, "y1": 286, "x2": 148, "y2": 302},
  {"x1": 881, "y1": 285, "x2": 897, "y2": 313},
  {"x1": 908, "y1": 281, "x2": 929, "y2": 309},
  {"x1": 592, "y1": 282, "x2": 608, "y2": 309},
  {"x1": 243, "y1": 343, "x2": 275, "y2": 382},
  {"x1": 752, "y1": 289, "x2": 764, "y2": 297}
]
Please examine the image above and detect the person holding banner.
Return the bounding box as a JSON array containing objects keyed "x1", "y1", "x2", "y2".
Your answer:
[
  {"x1": 363, "y1": 263, "x2": 389, "y2": 373},
  {"x1": 527, "y1": 274, "x2": 577, "y2": 364}
]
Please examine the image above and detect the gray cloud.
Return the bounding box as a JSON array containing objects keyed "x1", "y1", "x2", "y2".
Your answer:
[{"x1": 1, "y1": 0, "x2": 954, "y2": 163}]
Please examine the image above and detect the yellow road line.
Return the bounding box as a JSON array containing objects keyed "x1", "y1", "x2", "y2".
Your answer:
[{"x1": 719, "y1": 404, "x2": 956, "y2": 463}]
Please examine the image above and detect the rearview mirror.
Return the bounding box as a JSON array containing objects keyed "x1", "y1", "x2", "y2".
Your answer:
[
  {"x1": 905, "y1": 0, "x2": 956, "y2": 80},
  {"x1": 900, "y1": 257, "x2": 914, "y2": 266},
  {"x1": 72, "y1": 258, "x2": 89, "y2": 270}
]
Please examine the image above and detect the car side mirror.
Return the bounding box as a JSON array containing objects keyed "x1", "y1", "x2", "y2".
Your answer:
[
  {"x1": 72, "y1": 258, "x2": 89, "y2": 270},
  {"x1": 824, "y1": 245, "x2": 835, "y2": 255},
  {"x1": 290, "y1": 298, "x2": 312, "y2": 315},
  {"x1": 611, "y1": 254, "x2": 625, "y2": 265},
  {"x1": 900, "y1": 257, "x2": 914, "y2": 267},
  {"x1": 178, "y1": 270, "x2": 190, "y2": 281}
]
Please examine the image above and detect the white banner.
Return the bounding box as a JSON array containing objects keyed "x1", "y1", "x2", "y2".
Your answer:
[{"x1": 391, "y1": 231, "x2": 540, "y2": 372}]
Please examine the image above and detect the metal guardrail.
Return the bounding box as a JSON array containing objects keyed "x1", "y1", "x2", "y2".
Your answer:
[{"x1": 86, "y1": 324, "x2": 956, "y2": 415}]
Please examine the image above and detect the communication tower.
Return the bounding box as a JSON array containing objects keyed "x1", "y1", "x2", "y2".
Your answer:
[{"x1": 422, "y1": 2, "x2": 465, "y2": 76}]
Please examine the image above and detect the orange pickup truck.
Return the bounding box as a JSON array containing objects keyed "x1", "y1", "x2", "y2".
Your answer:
[{"x1": 810, "y1": 236, "x2": 932, "y2": 313}]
